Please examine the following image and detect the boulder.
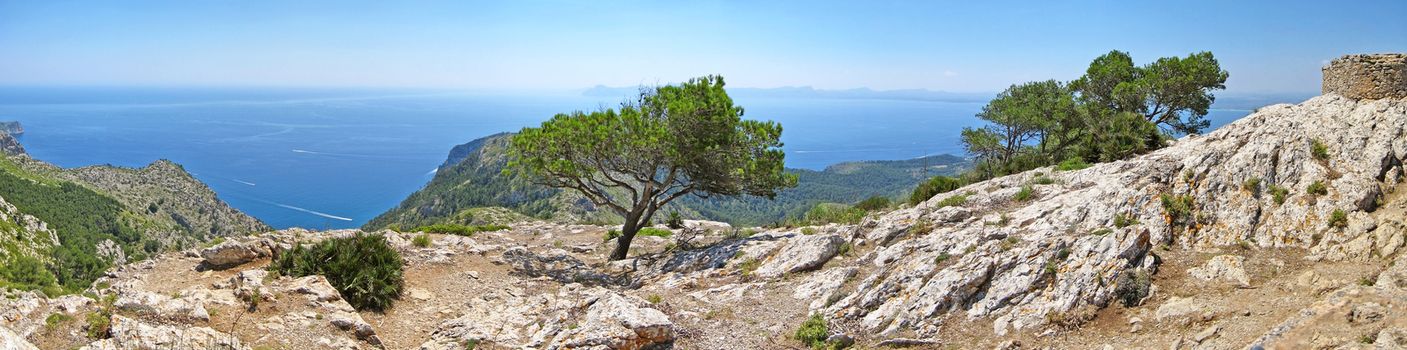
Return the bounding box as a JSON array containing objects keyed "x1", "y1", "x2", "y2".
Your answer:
[
  {"x1": 200, "y1": 240, "x2": 267, "y2": 269},
  {"x1": 547, "y1": 292, "x2": 675, "y2": 349},
  {"x1": 114, "y1": 290, "x2": 210, "y2": 322},
  {"x1": 753, "y1": 233, "x2": 845, "y2": 279}
]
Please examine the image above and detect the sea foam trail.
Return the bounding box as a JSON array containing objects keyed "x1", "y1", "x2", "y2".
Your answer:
[
  {"x1": 231, "y1": 179, "x2": 257, "y2": 186},
  {"x1": 272, "y1": 203, "x2": 353, "y2": 221}
]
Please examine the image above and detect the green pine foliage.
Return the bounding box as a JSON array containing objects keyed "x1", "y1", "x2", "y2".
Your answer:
[
  {"x1": 0, "y1": 168, "x2": 142, "y2": 292},
  {"x1": 962, "y1": 50, "x2": 1227, "y2": 180},
  {"x1": 802, "y1": 203, "x2": 866, "y2": 225},
  {"x1": 909, "y1": 175, "x2": 966, "y2": 205},
  {"x1": 271, "y1": 234, "x2": 405, "y2": 311},
  {"x1": 853, "y1": 196, "x2": 892, "y2": 211}
]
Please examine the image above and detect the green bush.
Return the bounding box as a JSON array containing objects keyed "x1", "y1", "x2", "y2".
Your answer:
[
  {"x1": 271, "y1": 233, "x2": 404, "y2": 311},
  {"x1": 935, "y1": 193, "x2": 968, "y2": 208},
  {"x1": 1311, "y1": 139, "x2": 1330, "y2": 161},
  {"x1": 909, "y1": 176, "x2": 965, "y2": 205},
  {"x1": 1329, "y1": 209, "x2": 1348, "y2": 229},
  {"x1": 803, "y1": 203, "x2": 866, "y2": 225},
  {"x1": 1269, "y1": 185, "x2": 1289, "y2": 205},
  {"x1": 85, "y1": 311, "x2": 110, "y2": 339},
  {"x1": 1014, "y1": 185, "x2": 1035, "y2": 202},
  {"x1": 664, "y1": 211, "x2": 684, "y2": 229},
  {"x1": 412, "y1": 233, "x2": 432, "y2": 248},
  {"x1": 603, "y1": 229, "x2": 622, "y2": 242},
  {"x1": 1242, "y1": 177, "x2": 1261, "y2": 194},
  {"x1": 1307, "y1": 181, "x2": 1327, "y2": 196},
  {"x1": 637, "y1": 227, "x2": 673, "y2": 238},
  {"x1": 414, "y1": 223, "x2": 509, "y2": 236},
  {"x1": 45, "y1": 312, "x2": 71, "y2": 330},
  {"x1": 1160, "y1": 194, "x2": 1196, "y2": 228},
  {"x1": 801, "y1": 227, "x2": 818, "y2": 235},
  {"x1": 1056, "y1": 157, "x2": 1091, "y2": 171},
  {"x1": 793, "y1": 314, "x2": 829, "y2": 349},
  {"x1": 853, "y1": 196, "x2": 892, "y2": 212},
  {"x1": 1113, "y1": 213, "x2": 1138, "y2": 228},
  {"x1": 1114, "y1": 269, "x2": 1151, "y2": 307}
]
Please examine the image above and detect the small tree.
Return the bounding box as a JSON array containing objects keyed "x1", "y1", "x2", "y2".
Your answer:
[{"x1": 509, "y1": 76, "x2": 797, "y2": 260}]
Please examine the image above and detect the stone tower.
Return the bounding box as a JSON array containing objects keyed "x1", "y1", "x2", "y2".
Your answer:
[{"x1": 1322, "y1": 53, "x2": 1407, "y2": 99}]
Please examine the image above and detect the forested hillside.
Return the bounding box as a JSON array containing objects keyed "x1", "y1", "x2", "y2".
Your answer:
[
  {"x1": 366, "y1": 133, "x2": 969, "y2": 229},
  {"x1": 0, "y1": 148, "x2": 267, "y2": 295}
]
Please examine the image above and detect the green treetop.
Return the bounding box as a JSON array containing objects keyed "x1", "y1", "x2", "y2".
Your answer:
[{"x1": 508, "y1": 75, "x2": 797, "y2": 260}]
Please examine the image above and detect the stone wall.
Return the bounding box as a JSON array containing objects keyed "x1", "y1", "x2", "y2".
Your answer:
[{"x1": 1322, "y1": 53, "x2": 1407, "y2": 100}]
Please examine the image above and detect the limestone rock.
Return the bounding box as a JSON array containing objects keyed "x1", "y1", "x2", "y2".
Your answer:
[
  {"x1": 0, "y1": 325, "x2": 38, "y2": 350},
  {"x1": 200, "y1": 239, "x2": 269, "y2": 269},
  {"x1": 1187, "y1": 255, "x2": 1251, "y2": 287},
  {"x1": 79, "y1": 315, "x2": 248, "y2": 350},
  {"x1": 752, "y1": 233, "x2": 845, "y2": 279}
]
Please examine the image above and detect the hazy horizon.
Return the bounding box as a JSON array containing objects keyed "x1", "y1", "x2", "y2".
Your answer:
[{"x1": 3, "y1": 1, "x2": 1404, "y2": 94}]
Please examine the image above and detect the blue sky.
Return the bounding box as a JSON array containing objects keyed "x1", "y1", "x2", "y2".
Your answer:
[{"x1": 0, "y1": 0, "x2": 1403, "y2": 93}]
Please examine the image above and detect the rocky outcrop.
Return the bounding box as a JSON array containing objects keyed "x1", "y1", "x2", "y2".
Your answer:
[
  {"x1": 0, "y1": 131, "x2": 22, "y2": 156},
  {"x1": 0, "y1": 324, "x2": 38, "y2": 350},
  {"x1": 79, "y1": 316, "x2": 247, "y2": 350},
  {"x1": 825, "y1": 94, "x2": 1406, "y2": 337},
  {"x1": 421, "y1": 285, "x2": 674, "y2": 350},
  {"x1": 753, "y1": 233, "x2": 845, "y2": 279}
]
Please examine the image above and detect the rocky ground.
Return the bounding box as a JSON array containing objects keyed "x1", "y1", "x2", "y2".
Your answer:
[{"x1": 2, "y1": 95, "x2": 1407, "y2": 349}]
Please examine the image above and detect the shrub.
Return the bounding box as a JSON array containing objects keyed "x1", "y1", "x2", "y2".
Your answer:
[
  {"x1": 1160, "y1": 194, "x2": 1195, "y2": 227},
  {"x1": 803, "y1": 203, "x2": 866, "y2": 225},
  {"x1": 793, "y1": 314, "x2": 829, "y2": 349},
  {"x1": 412, "y1": 233, "x2": 432, "y2": 248},
  {"x1": 1056, "y1": 157, "x2": 1091, "y2": 171},
  {"x1": 1311, "y1": 139, "x2": 1329, "y2": 161},
  {"x1": 85, "y1": 311, "x2": 110, "y2": 339},
  {"x1": 1031, "y1": 175, "x2": 1056, "y2": 185},
  {"x1": 909, "y1": 176, "x2": 965, "y2": 205},
  {"x1": 1114, "y1": 269, "x2": 1152, "y2": 307},
  {"x1": 415, "y1": 223, "x2": 509, "y2": 236},
  {"x1": 603, "y1": 229, "x2": 622, "y2": 242},
  {"x1": 647, "y1": 294, "x2": 662, "y2": 304},
  {"x1": 1091, "y1": 228, "x2": 1112, "y2": 236},
  {"x1": 45, "y1": 312, "x2": 71, "y2": 330},
  {"x1": 935, "y1": 193, "x2": 968, "y2": 208},
  {"x1": 1307, "y1": 181, "x2": 1327, "y2": 196},
  {"x1": 1269, "y1": 185, "x2": 1289, "y2": 205},
  {"x1": 271, "y1": 233, "x2": 404, "y2": 311},
  {"x1": 934, "y1": 252, "x2": 951, "y2": 264},
  {"x1": 1329, "y1": 209, "x2": 1348, "y2": 229},
  {"x1": 853, "y1": 196, "x2": 892, "y2": 211},
  {"x1": 837, "y1": 243, "x2": 852, "y2": 256},
  {"x1": 801, "y1": 227, "x2": 818, "y2": 235},
  {"x1": 664, "y1": 211, "x2": 684, "y2": 229},
  {"x1": 1242, "y1": 177, "x2": 1262, "y2": 194},
  {"x1": 1014, "y1": 185, "x2": 1035, "y2": 202},
  {"x1": 637, "y1": 227, "x2": 673, "y2": 238},
  {"x1": 1055, "y1": 247, "x2": 1071, "y2": 260},
  {"x1": 1113, "y1": 213, "x2": 1138, "y2": 228},
  {"x1": 1360, "y1": 276, "x2": 1376, "y2": 286},
  {"x1": 738, "y1": 258, "x2": 761, "y2": 279},
  {"x1": 910, "y1": 219, "x2": 934, "y2": 235}
]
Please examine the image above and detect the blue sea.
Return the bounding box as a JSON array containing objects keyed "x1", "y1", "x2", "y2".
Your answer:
[{"x1": 0, "y1": 86, "x2": 1262, "y2": 229}]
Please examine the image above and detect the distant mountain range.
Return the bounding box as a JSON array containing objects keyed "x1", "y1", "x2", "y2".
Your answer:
[{"x1": 366, "y1": 133, "x2": 971, "y2": 229}]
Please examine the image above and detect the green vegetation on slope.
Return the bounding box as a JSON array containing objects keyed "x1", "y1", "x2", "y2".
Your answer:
[{"x1": 0, "y1": 167, "x2": 140, "y2": 292}]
